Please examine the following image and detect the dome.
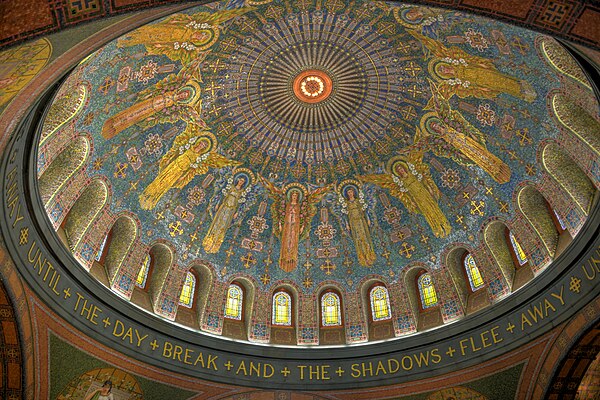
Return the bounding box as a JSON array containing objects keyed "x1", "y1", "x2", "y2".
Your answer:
[{"x1": 34, "y1": 0, "x2": 599, "y2": 351}]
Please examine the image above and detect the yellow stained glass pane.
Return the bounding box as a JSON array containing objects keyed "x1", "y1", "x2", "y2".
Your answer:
[
  {"x1": 224, "y1": 284, "x2": 243, "y2": 320},
  {"x1": 136, "y1": 255, "x2": 150, "y2": 288},
  {"x1": 464, "y1": 254, "x2": 483, "y2": 290},
  {"x1": 509, "y1": 231, "x2": 527, "y2": 265},
  {"x1": 419, "y1": 274, "x2": 438, "y2": 308},
  {"x1": 178, "y1": 272, "x2": 195, "y2": 308},
  {"x1": 321, "y1": 292, "x2": 341, "y2": 326},
  {"x1": 370, "y1": 286, "x2": 391, "y2": 321},
  {"x1": 272, "y1": 291, "x2": 291, "y2": 326}
]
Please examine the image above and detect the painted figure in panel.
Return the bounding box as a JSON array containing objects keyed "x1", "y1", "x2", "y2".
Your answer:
[
  {"x1": 140, "y1": 128, "x2": 240, "y2": 209},
  {"x1": 338, "y1": 180, "x2": 376, "y2": 267},
  {"x1": 260, "y1": 178, "x2": 332, "y2": 272},
  {"x1": 203, "y1": 168, "x2": 254, "y2": 253},
  {"x1": 417, "y1": 81, "x2": 511, "y2": 184},
  {"x1": 101, "y1": 78, "x2": 204, "y2": 139},
  {"x1": 360, "y1": 152, "x2": 451, "y2": 238},
  {"x1": 408, "y1": 29, "x2": 536, "y2": 103}
]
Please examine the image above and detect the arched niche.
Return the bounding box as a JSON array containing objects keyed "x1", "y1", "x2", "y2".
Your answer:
[
  {"x1": 145, "y1": 243, "x2": 174, "y2": 313},
  {"x1": 38, "y1": 136, "x2": 90, "y2": 207},
  {"x1": 538, "y1": 38, "x2": 592, "y2": 91},
  {"x1": 403, "y1": 267, "x2": 443, "y2": 331},
  {"x1": 484, "y1": 221, "x2": 534, "y2": 291},
  {"x1": 445, "y1": 247, "x2": 490, "y2": 315},
  {"x1": 175, "y1": 263, "x2": 214, "y2": 330},
  {"x1": 61, "y1": 179, "x2": 108, "y2": 254},
  {"x1": 270, "y1": 284, "x2": 299, "y2": 345},
  {"x1": 542, "y1": 142, "x2": 596, "y2": 215},
  {"x1": 360, "y1": 279, "x2": 394, "y2": 341},
  {"x1": 222, "y1": 277, "x2": 256, "y2": 341},
  {"x1": 317, "y1": 286, "x2": 346, "y2": 345},
  {"x1": 517, "y1": 185, "x2": 560, "y2": 258},
  {"x1": 551, "y1": 92, "x2": 600, "y2": 156},
  {"x1": 100, "y1": 215, "x2": 138, "y2": 285}
]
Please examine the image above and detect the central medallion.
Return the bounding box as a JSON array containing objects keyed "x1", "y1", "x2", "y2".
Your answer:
[{"x1": 293, "y1": 69, "x2": 333, "y2": 104}]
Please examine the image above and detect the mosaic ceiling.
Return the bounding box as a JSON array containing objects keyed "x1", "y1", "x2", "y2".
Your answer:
[{"x1": 37, "y1": 1, "x2": 588, "y2": 295}]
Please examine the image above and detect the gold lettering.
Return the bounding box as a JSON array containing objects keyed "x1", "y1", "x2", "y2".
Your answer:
[
  {"x1": 135, "y1": 330, "x2": 148, "y2": 347},
  {"x1": 163, "y1": 341, "x2": 173, "y2": 358},
  {"x1": 375, "y1": 361, "x2": 387, "y2": 375},
  {"x1": 263, "y1": 363, "x2": 274, "y2": 378},
  {"x1": 413, "y1": 351, "x2": 430, "y2": 367},
  {"x1": 582, "y1": 262, "x2": 596, "y2": 280},
  {"x1": 361, "y1": 362, "x2": 373, "y2": 377},
  {"x1": 183, "y1": 348, "x2": 194, "y2": 365},
  {"x1": 350, "y1": 364, "x2": 361, "y2": 378},
  {"x1": 297, "y1": 365, "x2": 307, "y2": 380},
  {"x1": 388, "y1": 358, "x2": 400, "y2": 373},
  {"x1": 430, "y1": 348, "x2": 442, "y2": 364},
  {"x1": 194, "y1": 352, "x2": 205, "y2": 368},
  {"x1": 521, "y1": 312, "x2": 532, "y2": 330},
  {"x1": 173, "y1": 345, "x2": 183, "y2": 362},
  {"x1": 551, "y1": 286, "x2": 565, "y2": 305},
  {"x1": 401, "y1": 355, "x2": 413, "y2": 371},
  {"x1": 490, "y1": 326, "x2": 503, "y2": 345},
  {"x1": 236, "y1": 360, "x2": 248, "y2": 376},
  {"x1": 207, "y1": 354, "x2": 218, "y2": 370}
]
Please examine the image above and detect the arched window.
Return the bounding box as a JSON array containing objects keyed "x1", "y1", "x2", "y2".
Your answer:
[
  {"x1": 224, "y1": 283, "x2": 243, "y2": 320},
  {"x1": 178, "y1": 272, "x2": 196, "y2": 308},
  {"x1": 369, "y1": 285, "x2": 392, "y2": 321},
  {"x1": 321, "y1": 291, "x2": 342, "y2": 327},
  {"x1": 464, "y1": 254, "x2": 484, "y2": 291},
  {"x1": 136, "y1": 254, "x2": 150, "y2": 289},
  {"x1": 418, "y1": 273, "x2": 438, "y2": 309},
  {"x1": 272, "y1": 290, "x2": 292, "y2": 326},
  {"x1": 508, "y1": 231, "x2": 528, "y2": 266}
]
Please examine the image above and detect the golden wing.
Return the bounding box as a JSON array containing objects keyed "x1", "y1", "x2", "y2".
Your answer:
[
  {"x1": 204, "y1": 151, "x2": 242, "y2": 170},
  {"x1": 200, "y1": 7, "x2": 253, "y2": 25},
  {"x1": 258, "y1": 175, "x2": 285, "y2": 238},
  {"x1": 359, "y1": 173, "x2": 418, "y2": 214}
]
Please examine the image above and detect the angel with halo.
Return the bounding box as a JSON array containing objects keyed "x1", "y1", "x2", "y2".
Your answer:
[
  {"x1": 139, "y1": 126, "x2": 240, "y2": 210},
  {"x1": 359, "y1": 152, "x2": 451, "y2": 238},
  {"x1": 417, "y1": 81, "x2": 511, "y2": 184},
  {"x1": 260, "y1": 177, "x2": 332, "y2": 272},
  {"x1": 408, "y1": 29, "x2": 536, "y2": 103}
]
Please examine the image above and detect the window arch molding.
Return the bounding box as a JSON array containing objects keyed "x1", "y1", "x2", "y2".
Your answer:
[
  {"x1": 367, "y1": 282, "x2": 392, "y2": 322},
  {"x1": 318, "y1": 288, "x2": 344, "y2": 328},
  {"x1": 415, "y1": 270, "x2": 439, "y2": 311},
  {"x1": 271, "y1": 288, "x2": 294, "y2": 327}
]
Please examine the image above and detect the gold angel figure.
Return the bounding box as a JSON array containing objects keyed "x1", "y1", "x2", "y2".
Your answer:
[
  {"x1": 139, "y1": 127, "x2": 240, "y2": 210},
  {"x1": 418, "y1": 81, "x2": 511, "y2": 184},
  {"x1": 101, "y1": 78, "x2": 204, "y2": 139},
  {"x1": 117, "y1": 8, "x2": 252, "y2": 68},
  {"x1": 260, "y1": 178, "x2": 332, "y2": 272},
  {"x1": 408, "y1": 29, "x2": 536, "y2": 103},
  {"x1": 359, "y1": 153, "x2": 451, "y2": 238},
  {"x1": 203, "y1": 169, "x2": 254, "y2": 253},
  {"x1": 338, "y1": 181, "x2": 376, "y2": 267}
]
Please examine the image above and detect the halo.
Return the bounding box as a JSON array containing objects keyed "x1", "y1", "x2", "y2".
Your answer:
[
  {"x1": 420, "y1": 111, "x2": 443, "y2": 135},
  {"x1": 283, "y1": 183, "x2": 307, "y2": 203},
  {"x1": 386, "y1": 154, "x2": 411, "y2": 176},
  {"x1": 232, "y1": 168, "x2": 255, "y2": 189},
  {"x1": 195, "y1": 131, "x2": 217, "y2": 153},
  {"x1": 393, "y1": 6, "x2": 424, "y2": 28},
  {"x1": 337, "y1": 179, "x2": 362, "y2": 199},
  {"x1": 192, "y1": 27, "x2": 220, "y2": 51},
  {"x1": 176, "y1": 80, "x2": 202, "y2": 106}
]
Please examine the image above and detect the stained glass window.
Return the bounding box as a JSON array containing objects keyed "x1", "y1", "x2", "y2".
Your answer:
[
  {"x1": 554, "y1": 210, "x2": 567, "y2": 231},
  {"x1": 272, "y1": 291, "x2": 292, "y2": 326},
  {"x1": 321, "y1": 292, "x2": 341, "y2": 326},
  {"x1": 370, "y1": 286, "x2": 392, "y2": 321},
  {"x1": 509, "y1": 231, "x2": 528, "y2": 266},
  {"x1": 95, "y1": 235, "x2": 108, "y2": 261},
  {"x1": 136, "y1": 254, "x2": 150, "y2": 288},
  {"x1": 464, "y1": 254, "x2": 484, "y2": 291},
  {"x1": 178, "y1": 272, "x2": 195, "y2": 308},
  {"x1": 418, "y1": 273, "x2": 438, "y2": 309},
  {"x1": 224, "y1": 284, "x2": 243, "y2": 320}
]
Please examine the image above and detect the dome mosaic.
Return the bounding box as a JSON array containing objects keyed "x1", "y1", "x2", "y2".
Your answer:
[{"x1": 36, "y1": 0, "x2": 600, "y2": 346}]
